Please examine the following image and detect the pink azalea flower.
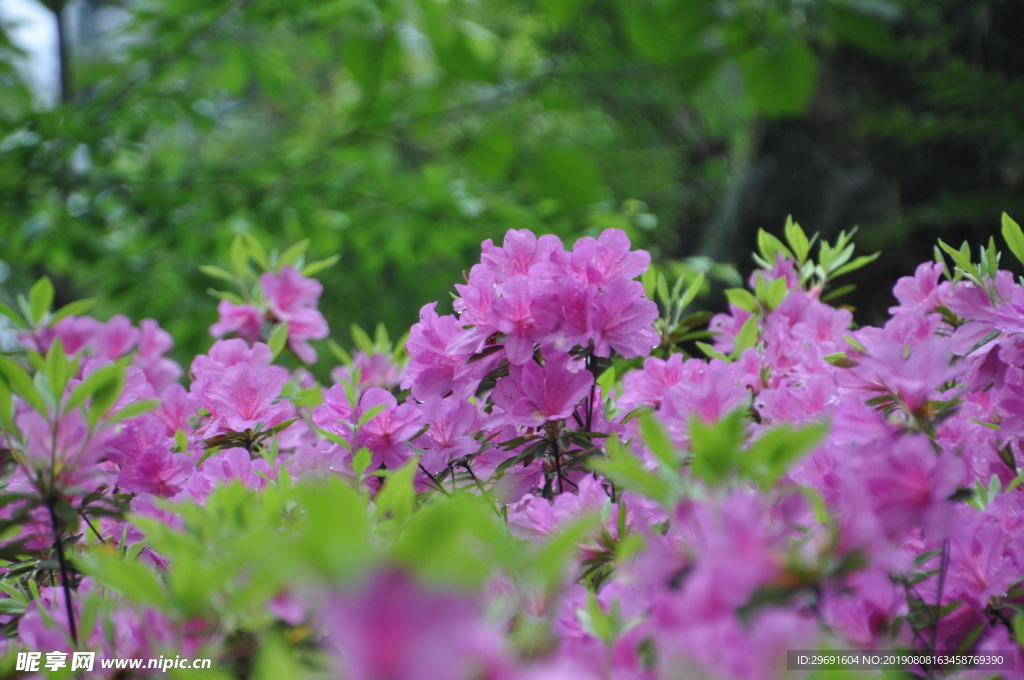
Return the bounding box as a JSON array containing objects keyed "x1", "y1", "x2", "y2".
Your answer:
[
  {"x1": 312, "y1": 383, "x2": 356, "y2": 444},
  {"x1": 565, "y1": 228, "x2": 650, "y2": 285},
  {"x1": 17, "y1": 409, "x2": 113, "y2": 490},
  {"x1": 209, "y1": 299, "x2": 263, "y2": 344},
  {"x1": 259, "y1": 266, "x2": 329, "y2": 363},
  {"x1": 356, "y1": 388, "x2": 424, "y2": 469},
  {"x1": 50, "y1": 315, "x2": 102, "y2": 354},
  {"x1": 414, "y1": 396, "x2": 480, "y2": 473},
  {"x1": 589, "y1": 277, "x2": 659, "y2": 358},
  {"x1": 402, "y1": 303, "x2": 469, "y2": 399},
  {"x1": 321, "y1": 570, "x2": 507, "y2": 680},
  {"x1": 490, "y1": 274, "x2": 540, "y2": 365},
  {"x1": 204, "y1": 361, "x2": 290, "y2": 433},
  {"x1": 200, "y1": 447, "x2": 273, "y2": 490},
  {"x1": 117, "y1": 445, "x2": 193, "y2": 497},
  {"x1": 530, "y1": 278, "x2": 594, "y2": 354},
  {"x1": 479, "y1": 229, "x2": 563, "y2": 280},
  {"x1": 497, "y1": 351, "x2": 594, "y2": 427},
  {"x1": 92, "y1": 314, "x2": 140, "y2": 359}
]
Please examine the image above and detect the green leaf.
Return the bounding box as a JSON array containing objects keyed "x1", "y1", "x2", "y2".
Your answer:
[
  {"x1": 0, "y1": 356, "x2": 48, "y2": 415},
  {"x1": 639, "y1": 412, "x2": 677, "y2": 471},
  {"x1": 724, "y1": 288, "x2": 757, "y2": 313},
  {"x1": 731, "y1": 315, "x2": 760, "y2": 356},
  {"x1": 107, "y1": 399, "x2": 161, "y2": 424},
  {"x1": 358, "y1": 404, "x2": 386, "y2": 427},
  {"x1": 784, "y1": 215, "x2": 810, "y2": 263},
  {"x1": 199, "y1": 265, "x2": 238, "y2": 284},
  {"x1": 351, "y1": 324, "x2": 375, "y2": 354},
  {"x1": 46, "y1": 337, "x2": 68, "y2": 400},
  {"x1": 679, "y1": 272, "x2": 705, "y2": 311},
  {"x1": 596, "y1": 366, "x2": 616, "y2": 395},
  {"x1": 207, "y1": 289, "x2": 246, "y2": 305},
  {"x1": 66, "y1": 362, "x2": 123, "y2": 412},
  {"x1": 763, "y1": 276, "x2": 788, "y2": 311},
  {"x1": 829, "y1": 5, "x2": 899, "y2": 57},
  {"x1": 1014, "y1": 614, "x2": 1024, "y2": 648},
  {"x1": 744, "y1": 421, "x2": 827, "y2": 486},
  {"x1": 79, "y1": 548, "x2": 169, "y2": 608},
  {"x1": 689, "y1": 409, "x2": 748, "y2": 486},
  {"x1": 696, "y1": 341, "x2": 728, "y2": 361},
  {"x1": 736, "y1": 40, "x2": 818, "y2": 117},
  {"x1": 301, "y1": 254, "x2": 340, "y2": 277},
  {"x1": 656, "y1": 272, "x2": 670, "y2": 309},
  {"x1": 280, "y1": 239, "x2": 311, "y2": 268},
  {"x1": 1002, "y1": 212, "x2": 1024, "y2": 266},
  {"x1": 823, "y1": 352, "x2": 858, "y2": 368},
  {"x1": 267, "y1": 323, "x2": 289, "y2": 360},
  {"x1": 373, "y1": 459, "x2": 417, "y2": 524},
  {"x1": 466, "y1": 127, "x2": 517, "y2": 181},
  {"x1": 229, "y1": 233, "x2": 249, "y2": 278},
  {"x1": 89, "y1": 363, "x2": 126, "y2": 427},
  {"x1": 0, "y1": 378, "x2": 14, "y2": 432},
  {"x1": 641, "y1": 267, "x2": 657, "y2": 301},
  {"x1": 0, "y1": 300, "x2": 23, "y2": 326},
  {"x1": 48, "y1": 298, "x2": 95, "y2": 325},
  {"x1": 216, "y1": 48, "x2": 249, "y2": 95},
  {"x1": 821, "y1": 283, "x2": 856, "y2": 302},
  {"x1": 589, "y1": 435, "x2": 675, "y2": 506},
  {"x1": 756, "y1": 229, "x2": 793, "y2": 264},
  {"x1": 832, "y1": 252, "x2": 880, "y2": 278},
  {"x1": 242, "y1": 232, "x2": 270, "y2": 270},
  {"x1": 937, "y1": 239, "x2": 981, "y2": 281},
  {"x1": 28, "y1": 276, "x2": 54, "y2": 325},
  {"x1": 353, "y1": 447, "x2": 373, "y2": 477},
  {"x1": 421, "y1": 9, "x2": 500, "y2": 83},
  {"x1": 328, "y1": 338, "x2": 353, "y2": 366}
]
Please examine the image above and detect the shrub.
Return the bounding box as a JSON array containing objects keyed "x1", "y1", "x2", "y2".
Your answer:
[{"x1": 1, "y1": 216, "x2": 1024, "y2": 679}]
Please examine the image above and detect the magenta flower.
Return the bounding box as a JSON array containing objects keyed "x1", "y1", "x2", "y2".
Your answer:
[
  {"x1": 331, "y1": 351, "x2": 406, "y2": 390},
  {"x1": 356, "y1": 388, "x2": 424, "y2": 469},
  {"x1": 490, "y1": 274, "x2": 540, "y2": 365},
  {"x1": 890, "y1": 262, "x2": 948, "y2": 313},
  {"x1": 530, "y1": 278, "x2": 594, "y2": 353},
  {"x1": 497, "y1": 351, "x2": 594, "y2": 427},
  {"x1": 857, "y1": 434, "x2": 963, "y2": 540},
  {"x1": 199, "y1": 447, "x2": 273, "y2": 490},
  {"x1": 479, "y1": 229, "x2": 563, "y2": 280},
  {"x1": 415, "y1": 396, "x2": 480, "y2": 473},
  {"x1": 210, "y1": 299, "x2": 263, "y2": 344},
  {"x1": 259, "y1": 265, "x2": 329, "y2": 363},
  {"x1": 91, "y1": 314, "x2": 140, "y2": 360},
  {"x1": 565, "y1": 228, "x2": 650, "y2": 285},
  {"x1": 50, "y1": 315, "x2": 102, "y2": 354},
  {"x1": 841, "y1": 336, "x2": 959, "y2": 415},
  {"x1": 321, "y1": 570, "x2": 506, "y2": 680},
  {"x1": 205, "y1": 361, "x2": 290, "y2": 433},
  {"x1": 17, "y1": 409, "x2": 113, "y2": 490},
  {"x1": 589, "y1": 278, "x2": 659, "y2": 358},
  {"x1": 312, "y1": 383, "x2": 356, "y2": 444},
  {"x1": 619, "y1": 354, "x2": 692, "y2": 411},
  {"x1": 117, "y1": 445, "x2": 193, "y2": 497},
  {"x1": 402, "y1": 303, "x2": 469, "y2": 399}
]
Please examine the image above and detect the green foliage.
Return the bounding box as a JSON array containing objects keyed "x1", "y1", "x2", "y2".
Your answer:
[{"x1": 0, "y1": 0, "x2": 922, "y2": 367}]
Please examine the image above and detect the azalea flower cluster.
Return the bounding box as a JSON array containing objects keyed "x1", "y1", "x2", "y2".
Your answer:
[{"x1": 1, "y1": 223, "x2": 1023, "y2": 680}]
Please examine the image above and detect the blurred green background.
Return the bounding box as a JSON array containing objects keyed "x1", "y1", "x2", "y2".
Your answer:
[{"x1": 1, "y1": 0, "x2": 1022, "y2": 368}]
